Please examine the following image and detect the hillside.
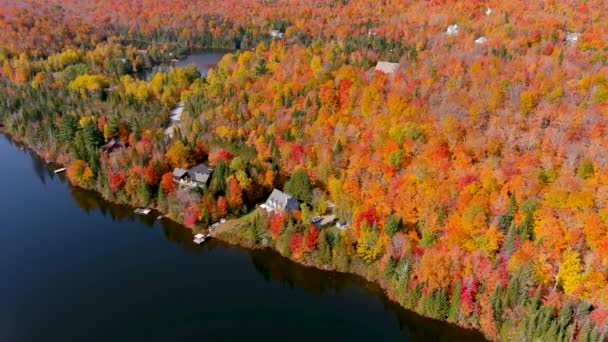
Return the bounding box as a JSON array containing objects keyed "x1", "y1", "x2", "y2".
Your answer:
[{"x1": 1, "y1": 1, "x2": 607, "y2": 340}]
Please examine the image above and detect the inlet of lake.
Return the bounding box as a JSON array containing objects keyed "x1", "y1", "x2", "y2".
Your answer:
[{"x1": 0, "y1": 51, "x2": 486, "y2": 342}]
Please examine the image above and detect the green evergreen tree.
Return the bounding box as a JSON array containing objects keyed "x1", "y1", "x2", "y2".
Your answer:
[
  {"x1": 501, "y1": 222, "x2": 517, "y2": 258},
  {"x1": 82, "y1": 119, "x2": 104, "y2": 149},
  {"x1": 491, "y1": 285, "x2": 504, "y2": 327},
  {"x1": 385, "y1": 214, "x2": 401, "y2": 237},
  {"x1": 448, "y1": 281, "x2": 461, "y2": 323},
  {"x1": 383, "y1": 255, "x2": 396, "y2": 279},
  {"x1": 137, "y1": 181, "x2": 151, "y2": 206},
  {"x1": 278, "y1": 221, "x2": 295, "y2": 257},
  {"x1": 253, "y1": 58, "x2": 268, "y2": 76},
  {"x1": 157, "y1": 186, "x2": 167, "y2": 212},
  {"x1": 315, "y1": 229, "x2": 332, "y2": 265},
  {"x1": 58, "y1": 114, "x2": 78, "y2": 146},
  {"x1": 210, "y1": 159, "x2": 227, "y2": 194},
  {"x1": 284, "y1": 169, "x2": 313, "y2": 202}
]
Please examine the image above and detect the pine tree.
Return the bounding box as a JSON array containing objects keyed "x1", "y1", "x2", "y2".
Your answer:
[
  {"x1": 448, "y1": 281, "x2": 461, "y2": 323},
  {"x1": 210, "y1": 159, "x2": 227, "y2": 194},
  {"x1": 491, "y1": 285, "x2": 504, "y2": 327},
  {"x1": 501, "y1": 222, "x2": 517, "y2": 258},
  {"x1": 385, "y1": 214, "x2": 401, "y2": 237},
  {"x1": 253, "y1": 58, "x2": 268, "y2": 76},
  {"x1": 315, "y1": 229, "x2": 331, "y2": 266},
  {"x1": 383, "y1": 255, "x2": 396, "y2": 279},
  {"x1": 284, "y1": 169, "x2": 313, "y2": 202}
]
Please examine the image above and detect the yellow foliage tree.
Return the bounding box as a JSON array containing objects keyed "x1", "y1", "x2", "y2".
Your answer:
[{"x1": 558, "y1": 251, "x2": 583, "y2": 294}]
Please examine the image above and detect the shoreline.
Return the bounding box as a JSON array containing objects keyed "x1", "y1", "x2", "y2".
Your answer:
[{"x1": 0, "y1": 130, "x2": 488, "y2": 341}]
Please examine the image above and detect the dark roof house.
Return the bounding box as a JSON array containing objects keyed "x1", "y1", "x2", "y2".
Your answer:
[
  {"x1": 100, "y1": 138, "x2": 125, "y2": 154},
  {"x1": 173, "y1": 163, "x2": 214, "y2": 188},
  {"x1": 261, "y1": 189, "x2": 300, "y2": 212}
]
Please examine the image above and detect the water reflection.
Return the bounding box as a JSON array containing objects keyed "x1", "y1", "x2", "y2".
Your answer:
[{"x1": 1, "y1": 132, "x2": 487, "y2": 342}]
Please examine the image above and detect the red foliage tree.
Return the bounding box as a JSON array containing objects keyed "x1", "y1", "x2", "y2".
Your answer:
[
  {"x1": 209, "y1": 149, "x2": 232, "y2": 166},
  {"x1": 291, "y1": 143, "x2": 304, "y2": 165},
  {"x1": 289, "y1": 232, "x2": 304, "y2": 255},
  {"x1": 143, "y1": 163, "x2": 158, "y2": 185},
  {"x1": 227, "y1": 178, "x2": 243, "y2": 210},
  {"x1": 306, "y1": 225, "x2": 319, "y2": 250},
  {"x1": 160, "y1": 172, "x2": 175, "y2": 193},
  {"x1": 216, "y1": 196, "x2": 228, "y2": 218},
  {"x1": 184, "y1": 204, "x2": 200, "y2": 226},
  {"x1": 109, "y1": 171, "x2": 125, "y2": 192},
  {"x1": 269, "y1": 212, "x2": 284, "y2": 239}
]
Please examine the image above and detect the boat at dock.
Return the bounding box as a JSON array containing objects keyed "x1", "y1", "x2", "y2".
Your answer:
[
  {"x1": 193, "y1": 233, "x2": 208, "y2": 244},
  {"x1": 134, "y1": 208, "x2": 152, "y2": 215},
  {"x1": 54, "y1": 168, "x2": 66, "y2": 174}
]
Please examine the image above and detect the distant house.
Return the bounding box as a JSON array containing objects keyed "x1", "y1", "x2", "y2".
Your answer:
[
  {"x1": 446, "y1": 24, "x2": 459, "y2": 36},
  {"x1": 368, "y1": 28, "x2": 380, "y2": 36},
  {"x1": 173, "y1": 163, "x2": 214, "y2": 189},
  {"x1": 336, "y1": 220, "x2": 350, "y2": 230},
  {"x1": 100, "y1": 138, "x2": 125, "y2": 154},
  {"x1": 260, "y1": 189, "x2": 300, "y2": 213},
  {"x1": 474, "y1": 36, "x2": 488, "y2": 45},
  {"x1": 374, "y1": 61, "x2": 400, "y2": 74},
  {"x1": 136, "y1": 49, "x2": 149, "y2": 54},
  {"x1": 270, "y1": 30, "x2": 284, "y2": 39},
  {"x1": 565, "y1": 32, "x2": 580, "y2": 45}
]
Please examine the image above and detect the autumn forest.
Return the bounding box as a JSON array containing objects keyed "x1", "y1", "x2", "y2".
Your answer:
[{"x1": 1, "y1": 0, "x2": 608, "y2": 340}]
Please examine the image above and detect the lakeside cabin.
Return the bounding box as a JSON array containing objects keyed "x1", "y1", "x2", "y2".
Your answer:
[
  {"x1": 173, "y1": 163, "x2": 214, "y2": 189},
  {"x1": 260, "y1": 189, "x2": 300, "y2": 213},
  {"x1": 100, "y1": 138, "x2": 125, "y2": 154}
]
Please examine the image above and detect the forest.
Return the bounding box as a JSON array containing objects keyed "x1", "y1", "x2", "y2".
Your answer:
[{"x1": 1, "y1": 0, "x2": 608, "y2": 340}]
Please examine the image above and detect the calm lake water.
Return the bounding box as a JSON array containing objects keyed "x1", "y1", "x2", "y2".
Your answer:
[
  {"x1": 144, "y1": 50, "x2": 229, "y2": 79},
  {"x1": 0, "y1": 136, "x2": 486, "y2": 342}
]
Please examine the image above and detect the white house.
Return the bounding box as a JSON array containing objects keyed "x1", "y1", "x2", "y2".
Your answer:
[
  {"x1": 566, "y1": 32, "x2": 580, "y2": 45},
  {"x1": 260, "y1": 189, "x2": 300, "y2": 213},
  {"x1": 446, "y1": 24, "x2": 459, "y2": 36},
  {"x1": 374, "y1": 61, "x2": 400, "y2": 74},
  {"x1": 270, "y1": 30, "x2": 284, "y2": 39},
  {"x1": 475, "y1": 36, "x2": 488, "y2": 45}
]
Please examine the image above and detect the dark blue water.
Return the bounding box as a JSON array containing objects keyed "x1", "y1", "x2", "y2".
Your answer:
[
  {"x1": 145, "y1": 50, "x2": 228, "y2": 79},
  {"x1": 0, "y1": 134, "x2": 485, "y2": 341}
]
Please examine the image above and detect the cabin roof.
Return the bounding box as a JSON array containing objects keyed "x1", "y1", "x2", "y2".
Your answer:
[
  {"x1": 173, "y1": 168, "x2": 188, "y2": 178},
  {"x1": 374, "y1": 61, "x2": 400, "y2": 74},
  {"x1": 266, "y1": 189, "x2": 299, "y2": 210}
]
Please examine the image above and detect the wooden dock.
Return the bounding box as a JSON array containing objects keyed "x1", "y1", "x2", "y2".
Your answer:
[
  {"x1": 193, "y1": 233, "x2": 209, "y2": 244},
  {"x1": 134, "y1": 208, "x2": 152, "y2": 215}
]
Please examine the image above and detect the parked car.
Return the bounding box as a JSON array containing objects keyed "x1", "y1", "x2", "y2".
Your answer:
[{"x1": 311, "y1": 216, "x2": 322, "y2": 223}]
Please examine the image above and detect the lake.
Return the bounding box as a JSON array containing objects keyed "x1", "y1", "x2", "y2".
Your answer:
[
  {"x1": 144, "y1": 50, "x2": 229, "y2": 80},
  {"x1": 0, "y1": 136, "x2": 486, "y2": 341}
]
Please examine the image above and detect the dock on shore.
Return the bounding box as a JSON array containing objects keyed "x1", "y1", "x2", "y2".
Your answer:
[{"x1": 134, "y1": 208, "x2": 152, "y2": 215}]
